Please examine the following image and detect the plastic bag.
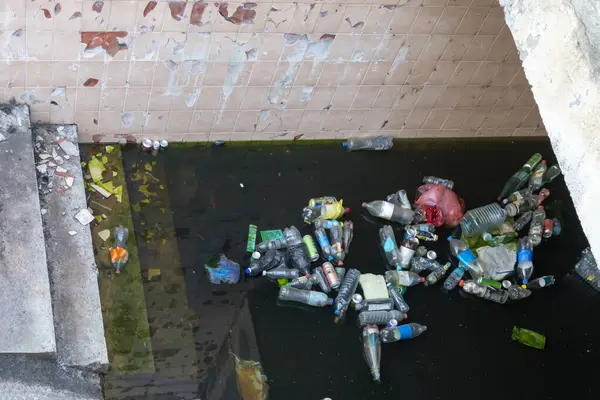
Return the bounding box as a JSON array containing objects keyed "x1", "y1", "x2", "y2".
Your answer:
[
  {"x1": 205, "y1": 255, "x2": 240, "y2": 284},
  {"x1": 415, "y1": 184, "x2": 463, "y2": 227}
]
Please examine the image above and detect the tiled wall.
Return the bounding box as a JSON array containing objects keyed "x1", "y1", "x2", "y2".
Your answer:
[{"x1": 0, "y1": 0, "x2": 545, "y2": 142}]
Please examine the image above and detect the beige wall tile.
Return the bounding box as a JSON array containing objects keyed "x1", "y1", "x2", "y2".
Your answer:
[
  {"x1": 233, "y1": 110, "x2": 259, "y2": 132},
  {"x1": 478, "y1": 6, "x2": 505, "y2": 35},
  {"x1": 52, "y1": 62, "x2": 79, "y2": 87},
  {"x1": 298, "y1": 110, "x2": 327, "y2": 132},
  {"x1": 469, "y1": 61, "x2": 501, "y2": 85},
  {"x1": 496, "y1": 84, "x2": 526, "y2": 107},
  {"x1": 491, "y1": 61, "x2": 521, "y2": 86},
  {"x1": 100, "y1": 88, "x2": 126, "y2": 112},
  {"x1": 384, "y1": 109, "x2": 409, "y2": 130},
  {"x1": 314, "y1": 4, "x2": 347, "y2": 33},
  {"x1": 363, "y1": 61, "x2": 393, "y2": 85},
  {"x1": 484, "y1": 27, "x2": 515, "y2": 61},
  {"x1": 351, "y1": 86, "x2": 381, "y2": 109},
  {"x1": 410, "y1": 7, "x2": 443, "y2": 34},
  {"x1": 407, "y1": 60, "x2": 436, "y2": 84},
  {"x1": 404, "y1": 108, "x2": 431, "y2": 129},
  {"x1": 372, "y1": 34, "x2": 406, "y2": 62},
  {"x1": 338, "y1": 5, "x2": 370, "y2": 34},
  {"x1": 363, "y1": 6, "x2": 394, "y2": 34},
  {"x1": 248, "y1": 62, "x2": 278, "y2": 86},
  {"x1": 443, "y1": 109, "x2": 470, "y2": 129},
  {"x1": 328, "y1": 35, "x2": 360, "y2": 61},
  {"x1": 148, "y1": 87, "x2": 173, "y2": 111},
  {"x1": 2, "y1": 0, "x2": 26, "y2": 31},
  {"x1": 212, "y1": 110, "x2": 239, "y2": 132},
  {"x1": 331, "y1": 86, "x2": 359, "y2": 109},
  {"x1": 476, "y1": 86, "x2": 505, "y2": 107},
  {"x1": 76, "y1": 87, "x2": 101, "y2": 111},
  {"x1": 418, "y1": 35, "x2": 451, "y2": 61},
  {"x1": 81, "y1": 1, "x2": 111, "y2": 30},
  {"x1": 124, "y1": 88, "x2": 151, "y2": 112},
  {"x1": 440, "y1": 35, "x2": 474, "y2": 61},
  {"x1": 289, "y1": 3, "x2": 322, "y2": 33},
  {"x1": 52, "y1": 31, "x2": 82, "y2": 61},
  {"x1": 318, "y1": 61, "x2": 346, "y2": 85},
  {"x1": 374, "y1": 86, "x2": 402, "y2": 108},
  {"x1": 27, "y1": 61, "x2": 52, "y2": 86},
  {"x1": 455, "y1": 6, "x2": 489, "y2": 34},
  {"x1": 448, "y1": 61, "x2": 480, "y2": 85},
  {"x1": 463, "y1": 35, "x2": 496, "y2": 61},
  {"x1": 340, "y1": 62, "x2": 369, "y2": 85},
  {"x1": 189, "y1": 110, "x2": 216, "y2": 132},
  {"x1": 27, "y1": 30, "x2": 53, "y2": 61},
  {"x1": 428, "y1": 61, "x2": 458, "y2": 84},
  {"x1": 107, "y1": 1, "x2": 139, "y2": 31},
  {"x1": 394, "y1": 85, "x2": 421, "y2": 109},
  {"x1": 481, "y1": 106, "x2": 510, "y2": 129},
  {"x1": 422, "y1": 108, "x2": 451, "y2": 129},
  {"x1": 433, "y1": 6, "x2": 467, "y2": 34},
  {"x1": 414, "y1": 86, "x2": 444, "y2": 108},
  {"x1": 388, "y1": 7, "x2": 419, "y2": 34},
  {"x1": 500, "y1": 107, "x2": 531, "y2": 129},
  {"x1": 167, "y1": 111, "x2": 194, "y2": 133},
  {"x1": 360, "y1": 109, "x2": 391, "y2": 130},
  {"x1": 462, "y1": 106, "x2": 491, "y2": 130}
]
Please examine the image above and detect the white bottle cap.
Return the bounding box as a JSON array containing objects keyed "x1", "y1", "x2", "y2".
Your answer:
[
  {"x1": 252, "y1": 251, "x2": 261, "y2": 260},
  {"x1": 160, "y1": 139, "x2": 169, "y2": 148},
  {"x1": 142, "y1": 138, "x2": 152, "y2": 148},
  {"x1": 152, "y1": 140, "x2": 160, "y2": 149}
]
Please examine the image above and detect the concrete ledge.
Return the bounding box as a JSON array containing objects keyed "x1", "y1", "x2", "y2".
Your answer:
[
  {"x1": 33, "y1": 124, "x2": 108, "y2": 371},
  {"x1": 501, "y1": 0, "x2": 600, "y2": 260},
  {"x1": 0, "y1": 104, "x2": 56, "y2": 354}
]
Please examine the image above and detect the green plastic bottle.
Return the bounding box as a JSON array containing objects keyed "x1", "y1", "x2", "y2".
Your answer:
[
  {"x1": 498, "y1": 153, "x2": 542, "y2": 200},
  {"x1": 512, "y1": 326, "x2": 546, "y2": 350}
]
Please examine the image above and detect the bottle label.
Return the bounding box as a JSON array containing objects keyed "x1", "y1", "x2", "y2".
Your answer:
[
  {"x1": 380, "y1": 202, "x2": 394, "y2": 220},
  {"x1": 518, "y1": 249, "x2": 533, "y2": 263},
  {"x1": 457, "y1": 249, "x2": 476, "y2": 266},
  {"x1": 398, "y1": 325, "x2": 413, "y2": 340},
  {"x1": 331, "y1": 242, "x2": 342, "y2": 255},
  {"x1": 383, "y1": 236, "x2": 396, "y2": 252},
  {"x1": 399, "y1": 246, "x2": 415, "y2": 267},
  {"x1": 316, "y1": 231, "x2": 330, "y2": 247}
]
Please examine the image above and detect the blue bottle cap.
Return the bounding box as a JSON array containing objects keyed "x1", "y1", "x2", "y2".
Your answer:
[
  {"x1": 334, "y1": 310, "x2": 340, "y2": 316},
  {"x1": 245, "y1": 268, "x2": 251, "y2": 275},
  {"x1": 341, "y1": 141, "x2": 347, "y2": 147}
]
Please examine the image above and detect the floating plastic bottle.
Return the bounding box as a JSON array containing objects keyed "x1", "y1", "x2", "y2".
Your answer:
[
  {"x1": 425, "y1": 262, "x2": 451, "y2": 286},
  {"x1": 386, "y1": 189, "x2": 412, "y2": 209},
  {"x1": 422, "y1": 176, "x2": 454, "y2": 190},
  {"x1": 379, "y1": 225, "x2": 402, "y2": 269},
  {"x1": 313, "y1": 220, "x2": 340, "y2": 229},
  {"x1": 443, "y1": 263, "x2": 465, "y2": 291},
  {"x1": 507, "y1": 285, "x2": 531, "y2": 300},
  {"x1": 287, "y1": 243, "x2": 311, "y2": 276},
  {"x1": 398, "y1": 237, "x2": 419, "y2": 269},
  {"x1": 245, "y1": 250, "x2": 285, "y2": 276},
  {"x1": 482, "y1": 231, "x2": 518, "y2": 246},
  {"x1": 524, "y1": 275, "x2": 555, "y2": 289},
  {"x1": 255, "y1": 238, "x2": 288, "y2": 252},
  {"x1": 287, "y1": 275, "x2": 313, "y2": 289},
  {"x1": 342, "y1": 220, "x2": 354, "y2": 254},
  {"x1": 460, "y1": 280, "x2": 508, "y2": 304},
  {"x1": 278, "y1": 286, "x2": 332, "y2": 307},
  {"x1": 460, "y1": 203, "x2": 507, "y2": 237},
  {"x1": 310, "y1": 267, "x2": 331, "y2": 293},
  {"x1": 543, "y1": 219, "x2": 553, "y2": 239},
  {"x1": 315, "y1": 228, "x2": 334, "y2": 261},
  {"x1": 410, "y1": 257, "x2": 441, "y2": 274},
  {"x1": 361, "y1": 299, "x2": 394, "y2": 312},
  {"x1": 343, "y1": 136, "x2": 393, "y2": 151},
  {"x1": 477, "y1": 277, "x2": 502, "y2": 290},
  {"x1": 498, "y1": 153, "x2": 542, "y2": 200},
  {"x1": 505, "y1": 188, "x2": 550, "y2": 217},
  {"x1": 333, "y1": 269, "x2": 361, "y2": 319},
  {"x1": 405, "y1": 223, "x2": 435, "y2": 233},
  {"x1": 541, "y1": 164, "x2": 561, "y2": 186},
  {"x1": 263, "y1": 268, "x2": 300, "y2": 280},
  {"x1": 336, "y1": 267, "x2": 346, "y2": 282},
  {"x1": 322, "y1": 262, "x2": 340, "y2": 289},
  {"x1": 528, "y1": 206, "x2": 545, "y2": 247},
  {"x1": 516, "y1": 236, "x2": 534, "y2": 284},
  {"x1": 384, "y1": 270, "x2": 424, "y2": 287},
  {"x1": 514, "y1": 210, "x2": 533, "y2": 231},
  {"x1": 302, "y1": 200, "x2": 349, "y2": 223},
  {"x1": 503, "y1": 188, "x2": 532, "y2": 204},
  {"x1": 448, "y1": 237, "x2": 484, "y2": 279},
  {"x1": 362, "y1": 200, "x2": 415, "y2": 225},
  {"x1": 302, "y1": 235, "x2": 319, "y2": 262},
  {"x1": 380, "y1": 323, "x2": 428, "y2": 343},
  {"x1": 573, "y1": 247, "x2": 600, "y2": 291},
  {"x1": 512, "y1": 326, "x2": 546, "y2": 350},
  {"x1": 362, "y1": 325, "x2": 381, "y2": 383},
  {"x1": 308, "y1": 196, "x2": 338, "y2": 207},
  {"x1": 358, "y1": 310, "x2": 407, "y2": 326},
  {"x1": 405, "y1": 228, "x2": 438, "y2": 242},
  {"x1": 527, "y1": 160, "x2": 547, "y2": 191},
  {"x1": 387, "y1": 283, "x2": 410, "y2": 313},
  {"x1": 110, "y1": 226, "x2": 129, "y2": 274},
  {"x1": 329, "y1": 223, "x2": 345, "y2": 265}
]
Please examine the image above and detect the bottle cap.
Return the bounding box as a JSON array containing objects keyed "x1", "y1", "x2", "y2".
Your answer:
[
  {"x1": 252, "y1": 251, "x2": 261, "y2": 260},
  {"x1": 521, "y1": 284, "x2": 527, "y2": 289},
  {"x1": 447, "y1": 236, "x2": 453, "y2": 241},
  {"x1": 458, "y1": 279, "x2": 465, "y2": 287},
  {"x1": 426, "y1": 250, "x2": 437, "y2": 260},
  {"x1": 160, "y1": 139, "x2": 169, "y2": 148},
  {"x1": 387, "y1": 319, "x2": 398, "y2": 328},
  {"x1": 403, "y1": 313, "x2": 408, "y2": 320},
  {"x1": 361, "y1": 202, "x2": 367, "y2": 207},
  {"x1": 142, "y1": 138, "x2": 152, "y2": 148},
  {"x1": 502, "y1": 280, "x2": 512, "y2": 289},
  {"x1": 334, "y1": 310, "x2": 341, "y2": 316},
  {"x1": 341, "y1": 141, "x2": 347, "y2": 147},
  {"x1": 152, "y1": 140, "x2": 160, "y2": 149},
  {"x1": 419, "y1": 277, "x2": 425, "y2": 282},
  {"x1": 262, "y1": 271, "x2": 267, "y2": 276},
  {"x1": 245, "y1": 268, "x2": 251, "y2": 275},
  {"x1": 482, "y1": 232, "x2": 492, "y2": 241}
]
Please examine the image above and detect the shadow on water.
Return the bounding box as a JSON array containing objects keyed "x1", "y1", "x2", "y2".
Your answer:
[{"x1": 91, "y1": 138, "x2": 599, "y2": 400}]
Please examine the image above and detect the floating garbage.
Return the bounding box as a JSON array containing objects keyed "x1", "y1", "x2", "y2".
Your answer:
[
  {"x1": 232, "y1": 353, "x2": 269, "y2": 400},
  {"x1": 362, "y1": 325, "x2": 381, "y2": 382},
  {"x1": 574, "y1": 247, "x2": 600, "y2": 291},
  {"x1": 343, "y1": 136, "x2": 393, "y2": 151},
  {"x1": 205, "y1": 254, "x2": 241, "y2": 284},
  {"x1": 512, "y1": 326, "x2": 546, "y2": 350},
  {"x1": 498, "y1": 153, "x2": 542, "y2": 200},
  {"x1": 109, "y1": 226, "x2": 129, "y2": 275}
]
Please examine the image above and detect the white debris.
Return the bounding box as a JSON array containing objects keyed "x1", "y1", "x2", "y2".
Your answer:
[
  {"x1": 54, "y1": 155, "x2": 64, "y2": 165},
  {"x1": 58, "y1": 139, "x2": 79, "y2": 156},
  {"x1": 57, "y1": 126, "x2": 65, "y2": 132},
  {"x1": 240, "y1": 183, "x2": 244, "y2": 188},
  {"x1": 74, "y1": 208, "x2": 94, "y2": 225},
  {"x1": 0, "y1": 133, "x2": 5, "y2": 142},
  {"x1": 98, "y1": 229, "x2": 110, "y2": 241},
  {"x1": 39, "y1": 153, "x2": 52, "y2": 159},
  {"x1": 68, "y1": 230, "x2": 77, "y2": 236},
  {"x1": 65, "y1": 176, "x2": 74, "y2": 187},
  {"x1": 36, "y1": 164, "x2": 48, "y2": 174},
  {"x1": 56, "y1": 166, "x2": 67, "y2": 173},
  {"x1": 41, "y1": 209, "x2": 47, "y2": 215},
  {"x1": 90, "y1": 183, "x2": 111, "y2": 198}
]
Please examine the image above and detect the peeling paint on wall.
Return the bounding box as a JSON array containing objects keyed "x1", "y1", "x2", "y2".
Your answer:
[
  {"x1": 190, "y1": 1, "x2": 207, "y2": 26},
  {"x1": 42, "y1": 9, "x2": 52, "y2": 19},
  {"x1": 81, "y1": 32, "x2": 129, "y2": 58},
  {"x1": 344, "y1": 17, "x2": 364, "y2": 29},
  {"x1": 69, "y1": 12, "x2": 82, "y2": 20},
  {"x1": 143, "y1": 1, "x2": 158, "y2": 17},
  {"x1": 301, "y1": 86, "x2": 313, "y2": 101},
  {"x1": 83, "y1": 78, "x2": 99, "y2": 87},
  {"x1": 92, "y1": 1, "x2": 104, "y2": 13},
  {"x1": 54, "y1": 3, "x2": 62, "y2": 15},
  {"x1": 169, "y1": 2, "x2": 186, "y2": 21},
  {"x1": 218, "y1": 2, "x2": 257, "y2": 25},
  {"x1": 390, "y1": 47, "x2": 409, "y2": 72},
  {"x1": 121, "y1": 112, "x2": 133, "y2": 127}
]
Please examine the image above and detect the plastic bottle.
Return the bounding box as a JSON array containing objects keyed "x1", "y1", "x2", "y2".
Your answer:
[
  {"x1": 507, "y1": 285, "x2": 531, "y2": 300},
  {"x1": 512, "y1": 326, "x2": 546, "y2": 350},
  {"x1": 255, "y1": 238, "x2": 288, "y2": 252},
  {"x1": 361, "y1": 299, "x2": 394, "y2": 312},
  {"x1": 460, "y1": 280, "x2": 508, "y2": 304},
  {"x1": 342, "y1": 136, "x2": 393, "y2": 151},
  {"x1": 322, "y1": 262, "x2": 341, "y2": 289},
  {"x1": 379, "y1": 225, "x2": 402, "y2": 269},
  {"x1": 416, "y1": 245, "x2": 428, "y2": 257},
  {"x1": 524, "y1": 275, "x2": 555, "y2": 289},
  {"x1": 410, "y1": 257, "x2": 441, "y2": 274},
  {"x1": 405, "y1": 223, "x2": 435, "y2": 233},
  {"x1": 503, "y1": 188, "x2": 532, "y2": 204},
  {"x1": 514, "y1": 211, "x2": 533, "y2": 231},
  {"x1": 278, "y1": 286, "x2": 333, "y2": 307},
  {"x1": 527, "y1": 160, "x2": 547, "y2": 191},
  {"x1": 574, "y1": 247, "x2": 600, "y2": 291},
  {"x1": 333, "y1": 269, "x2": 361, "y2": 319},
  {"x1": 308, "y1": 196, "x2": 338, "y2": 207},
  {"x1": 287, "y1": 275, "x2": 312, "y2": 289},
  {"x1": 498, "y1": 153, "x2": 543, "y2": 199},
  {"x1": 386, "y1": 189, "x2": 412, "y2": 209},
  {"x1": 405, "y1": 228, "x2": 438, "y2": 242},
  {"x1": 459, "y1": 280, "x2": 486, "y2": 296},
  {"x1": 287, "y1": 243, "x2": 311, "y2": 276},
  {"x1": 422, "y1": 176, "x2": 454, "y2": 190},
  {"x1": 552, "y1": 218, "x2": 562, "y2": 236},
  {"x1": 302, "y1": 200, "x2": 349, "y2": 223},
  {"x1": 443, "y1": 264, "x2": 465, "y2": 291},
  {"x1": 460, "y1": 203, "x2": 507, "y2": 237},
  {"x1": 542, "y1": 164, "x2": 561, "y2": 186},
  {"x1": 447, "y1": 237, "x2": 484, "y2": 280},
  {"x1": 315, "y1": 228, "x2": 333, "y2": 261},
  {"x1": 263, "y1": 268, "x2": 300, "y2": 280},
  {"x1": 313, "y1": 220, "x2": 340, "y2": 229},
  {"x1": 380, "y1": 323, "x2": 428, "y2": 343},
  {"x1": 311, "y1": 267, "x2": 331, "y2": 293},
  {"x1": 358, "y1": 310, "x2": 407, "y2": 326},
  {"x1": 477, "y1": 277, "x2": 502, "y2": 290},
  {"x1": 362, "y1": 325, "x2": 381, "y2": 383},
  {"x1": 342, "y1": 220, "x2": 354, "y2": 255},
  {"x1": 302, "y1": 235, "x2": 319, "y2": 262},
  {"x1": 516, "y1": 236, "x2": 534, "y2": 285},
  {"x1": 482, "y1": 231, "x2": 518, "y2": 246},
  {"x1": 387, "y1": 283, "x2": 410, "y2": 313},
  {"x1": 543, "y1": 219, "x2": 554, "y2": 239},
  {"x1": 110, "y1": 226, "x2": 129, "y2": 274},
  {"x1": 425, "y1": 262, "x2": 451, "y2": 286},
  {"x1": 505, "y1": 188, "x2": 550, "y2": 217},
  {"x1": 329, "y1": 223, "x2": 345, "y2": 266},
  {"x1": 336, "y1": 267, "x2": 346, "y2": 282},
  {"x1": 399, "y1": 237, "x2": 419, "y2": 269},
  {"x1": 362, "y1": 200, "x2": 415, "y2": 225},
  {"x1": 245, "y1": 250, "x2": 285, "y2": 276},
  {"x1": 151, "y1": 140, "x2": 160, "y2": 156},
  {"x1": 528, "y1": 206, "x2": 545, "y2": 247},
  {"x1": 384, "y1": 270, "x2": 424, "y2": 287}
]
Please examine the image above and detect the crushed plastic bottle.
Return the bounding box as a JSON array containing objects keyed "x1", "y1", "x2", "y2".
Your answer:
[
  {"x1": 284, "y1": 226, "x2": 311, "y2": 275},
  {"x1": 422, "y1": 176, "x2": 454, "y2": 190},
  {"x1": 498, "y1": 153, "x2": 542, "y2": 200},
  {"x1": 263, "y1": 268, "x2": 300, "y2": 280},
  {"x1": 380, "y1": 323, "x2": 428, "y2": 343},
  {"x1": 384, "y1": 270, "x2": 424, "y2": 287},
  {"x1": 287, "y1": 275, "x2": 313, "y2": 289},
  {"x1": 386, "y1": 189, "x2": 412, "y2": 209},
  {"x1": 255, "y1": 237, "x2": 288, "y2": 252},
  {"x1": 343, "y1": 136, "x2": 393, "y2": 151},
  {"x1": 528, "y1": 206, "x2": 545, "y2": 247},
  {"x1": 527, "y1": 160, "x2": 547, "y2": 191},
  {"x1": 398, "y1": 237, "x2": 419, "y2": 269},
  {"x1": 524, "y1": 275, "x2": 555, "y2": 289},
  {"x1": 405, "y1": 228, "x2": 438, "y2": 242},
  {"x1": 425, "y1": 262, "x2": 451, "y2": 286},
  {"x1": 512, "y1": 326, "x2": 546, "y2": 350},
  {"x1": 379, "y1": 225, "x2": 402, "y2": 269},
  {"x1": 278, "y1": 286, "x2": 332, "y2": 307},
  {"x1": 336, "y1": 267, "x2": 346, "y2": 282},
  {"x1": 507, "y1": 285, "x2": 531, "y2": 300},
  {"x1": 329, "y1": 223, "x2": 345, "y2": 266},
  {"x1": 362, "y1": 200, "x2": 415, "y2": 225},
  {"x1": 110, "y1": 226, "x2": 129, "y2": 275},
  {"x1": 315, "y1": 228, "x2": 334, "y2": 261},
  {"x1": 574, "y1": 247, "x2": 600, "y2": 291},
  {"x1": 387, "y1": 282, "x2": 410, "y2": 313},
  {"x1": 311, "y1": 267, "x2": 331, "y2": 293},
  {"x1": 303, "y1": 200, "x2": 349, "y2": 223},
  {"x1": 443, "y1": 263, "x2": 465, "y2": 291},
  {"x1": 448, "y1": 237, "x2": 484, "y2": 279},
  {"x1": 542, "y1": 164, "x2": 561, "y2": 186},
  {"x1": 460, "y1": 280, "x2": 508, "y2": 304},
  {"x1": 405, "y1": 223, "x2": 435, "y2": 233},
  {"x1": 342, "y1": 220, "x2": 354, "y2": 255},
  {"x1": 516, "y1": 236, "x2": 534, "y2": 285},
  {"x1": 505, "y1": 188, "x2": 550, "y2": 217},
  {"x1": 503, "y1": 188, "x2": 533, "y2": 204},
  {"x1": 362, "y1": 325, "x2": 381, "y2": 383},
  {"x1": 482, "y1": 231, "x2": 518, "y2": 246},
  {"x1": 245, "y1": 250, "x2": 285, "y2": 276},
  {"x1": 333, "y1": 269, "x2": 361, "y2": 319},
  {"x1": 513, "y1": 210, "x2": 533, "y2": 231},
  {"x1": 410, "y1": 257, "x2": 441, "y2": 274},
  {"x1": 460, "y1": 203, "x2": 507, "y2": 237},
  {"x1": 358, "y1": 310, "x2": 407, "y2": 326}
]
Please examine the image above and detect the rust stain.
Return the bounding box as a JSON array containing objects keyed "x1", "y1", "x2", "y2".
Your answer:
[
  {"x1": 320, "y1": 33, "x2": 336, "y2": 40},
  {"x1": 83, "y1": 78, "x2": 99, "y2": 87},
  {"x1": 92, "y1": 1, "x2": 104, "y2": 13},
  {"x1": 54, "y1": 3, "x2": 62, "y2": 15},
  {"x1": 218, "y1": 2, "x2": 256, "y2": 24},
  {"x1": 143, "y1": 1, "x2": 158, "y2": 17},
  {"x1": 42, "y1": 8, "x2": 52, "y2": 18},
  {"x1": 293, "y1": 134, "x2": 303, "y2": 141},
  {"x1": 81, "y1": 31, "x2": 128, "y2": 57},
  {"x1": 69, "y1": 11, "x2": 82, "y2": 19},
  {"x1": 92, "y1": 134, "x2": 104, "y2": 143},
  {"x1": 169, "y1": 1, "x2": 187, "y2": 21},
  {"x1": 344, "y1": 17, "x2": 364, "y2": 29},
  {"x1": 190, "y1": 1, "x2": 206, "y2": 26}
]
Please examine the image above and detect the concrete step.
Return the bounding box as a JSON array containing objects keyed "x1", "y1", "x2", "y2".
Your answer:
[
  {"x1": 32, "y1": 124, "x2": 108, "y2": 371},
  {"x1": 0, "y1": 104, "x2": 55, "y2": 354}
]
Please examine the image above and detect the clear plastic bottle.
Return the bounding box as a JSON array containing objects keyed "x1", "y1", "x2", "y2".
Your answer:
[
  {"x1": 358, "y1": 310, "x2": 407, "y2": 326},
  {"x1": 574, "y1": 247, "x2": 600, "y2": 291},
  {"x1": 459, "y1": 280, "x2": 487, "y2": 296},
  {"x1": 386, "y1": 189, "x2": 412, "y2": 209},
  {"x1": 308, "y1": 196, "x2": 338, "y2": 207},
  {"x1": 399, "y1": 237, "x2": 419, "y2": 269},
  {"x1": 362, "y1": 200, "x2": 415, "y2": 224},
  {"x1": 524, "y1": 275, "x2": 555, "y2": 289},
  {"x1": 503, "y1": 188, "x2": 532, "y2": 204},
  {"x1": 460, "y1": 280, "x2": 508, "y2": 304},
  {"x1": 287, "y1": 243, "x2": 311, "y2": 276},
  {"x1": 110, "y1": 226, "x2": 129, "y2": 274},
  {"x1": 380, "y1": 323, "x2": 428, "y2": 343},
  {"x1": 498, "y1": 153, "x2": 543, "y2": 199},
  {"x1": 255, "y1": 238, "x2": 288, "y2": 252},
  {"x1": 310, "y1": 267, "x2": 331, "y2": 293},
  {"x1": 387, "y1": 282, "x2": 410, "y2": 313},
  {"x1": 329, "y1": 223, "x2": 345, "y2": 266},
  {"x1": 362, "y1": 325, "x2": 381, "y2": 383},
  {"x1": 284, "y1": 226, "x2": 302, "y2": 246},
  {"x1": 448, "y1": 237, "x2": 484, "y2": 279},
  {"x1": 416, "y1": 245, "x2": 428, "y2": 257},
  {"x1": 336, "y1": 267, "x2": 346, "y2": 282},
  {"x1": 405, "y1": 223, "x2": 435, "y2": 233},
  {"x1": 542, "y1": 164, "x2": 561, "y2": 185},
  {"x1": 514, "y1": 210, "x2": 533, "y2": 231},
  {"x1": 422, "y1": 176, "x2": 454, "y2": 190},
  {"x1": 528, "y1": 206, "x2": 545, "y2": 246},
  {"x1": 245, "y1": 250, "x2": 285, "y2": 276},
  {"x1": 410, "y1": 257, "x2": 441, "y2": 274},
  {"x1": 405, "y1": 228, "x2": 438, "y2": 242},
  {"x1": 333, "y1": 269, "x2": 361, "y2": 318},
  {"x1": 482, "y1": 231, "x2": 518, "y2": 246},
  {"x1": 263, "y1": 268, "x2": 300, "y2": 280},
  {"x1": 460, "y1": 203, "x2": 507, "y2": 237},
  {"x1": 302, "y1": 201, "x2": 349, "y2": 223},
  {"x1": 384, "y1": 270, "x2": 424, "y2": 286},
  {"x1": 342, "y1": 136, "x2": 393, "y2": 151},
  {"x1": 443, "y1": 264, "x2": 466, "y2": 291},
  {"x1": 342, "y1": 220, "x2": 354, "y2": 255},
  {"x1": 527, "y1": 160, "x2": 547, "y2": 191},
  {"x1": 287, "y1": 275, "x2": 313, "y2": 289},
  {"x1": 278, "y1": 286, "x2": 333, "y2": 307},
  {"x1": 315, "y1": 228, "x2": 334, "y2": 261},
  {"x1": 505, "y1": 188, "x2": 550, "y2": 217},
  {"x1": 379, "y1": 225, "x2": 402, "y2": 269},
  {"x1": 507, "y1": 285, "x2": 531, "y2": 300},
  {"x1": 425, "y1": 262, "x2": 451, "y2": 286},
  {"x1": 516, "y1": 236, "x2": 534, "y2": 284}
]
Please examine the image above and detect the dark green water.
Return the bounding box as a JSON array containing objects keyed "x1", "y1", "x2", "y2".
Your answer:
[{"x1": 93, "y1": 139, "x2": 598, "y2": 400}]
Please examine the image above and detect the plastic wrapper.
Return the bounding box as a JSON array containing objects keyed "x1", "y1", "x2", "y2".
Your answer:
[
  {"x1": 415, "y1": 184, "x2": 463, "y2": 227},
  {"x1": 232, "y1": 354, "x2": 269, "y2": 400},
  {"x1": 205, "y1": 254, "x2": 240, "y2": 284},
  {"x1": 477, "y1": 245, "x2": 516, "y2": 281}
]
